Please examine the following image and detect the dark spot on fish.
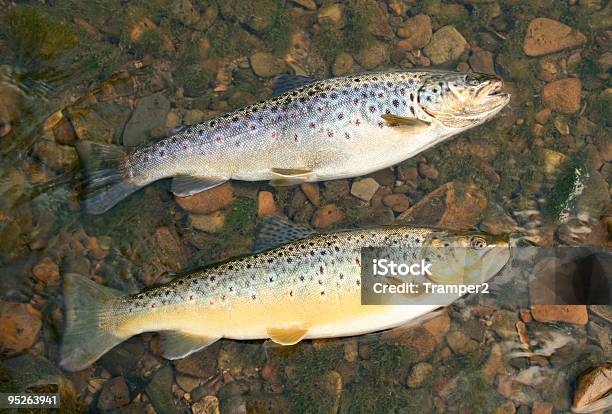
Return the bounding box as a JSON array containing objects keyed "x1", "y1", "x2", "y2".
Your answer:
[
  {"x1": 300, "y1": 276, "x2": 305, "y2": 281},
  {"x1": 354, "y1": 78, "x2": 360, "y2": 82},
  {"x1": 356, "y1": 280, "x2": 360, "y2": 286},
  {"x1": 210, "y1": 276, "x2": 215, "y2": 282},
  {"x1": 159, "y1": 151, "x2": 164, "y2": 156},
  {"x1": 232, "y1": 116, "x2": 239, "y2": 122},
  {"x1": 387, "y1": 81, "x2": 392, "y2": 87},
  {"x1": 320, "y1": 291, "x2": 325, "y2": 295},
  {"x1": 410, "y1": 106, "x2": 416, "y2": 116},
  {"x1": 432, "y1": 89, "x2": 437, "y2": 94},
  {"x1": 252, "y1": 294, "x2": 256, "y2": 300},
  {"x1": 369, "y1": 106, "x2": 376, "y2": 113},
  {"x1": 338, "y1": 113, "x2": 344, "y2": 120},
  {"x1": 320, "y1": 266, "x2": 324, "y2": 274},
  {"x1": 289, "y1": 290, "x2": 293, "y2": 296},
  {"x1": 385, "y1": 109, "x2": 391, "y2": 114},
  {"x1": 393, "y1": 99, "x2": 399, "y2": 108},
  {"x1": 331, "y1": 93, "x2": 338, "y2": 99}
]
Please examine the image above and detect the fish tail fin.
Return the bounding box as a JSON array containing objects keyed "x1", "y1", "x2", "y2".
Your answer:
[
  {"x1": 60, "y1": 273, "x2": 126, "y2": 372},
  {"x1": 75, "y1": 141, "x2": 142, "y2": 214}
]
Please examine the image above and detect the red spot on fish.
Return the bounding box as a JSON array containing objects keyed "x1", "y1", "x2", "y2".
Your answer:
[
  {"x1": 309, "y1": 123, "x2": 315, "y2": 129},
  {"x1": 272, "y1": 132, "x2": 277, "y2": 138},
  {"x1": 210, "y1": 300, "x2": 214, "y2": 305},
  {"x1": 251, "y1": 125, "x2": 256, "y2": 131},
  {"x1": 353, "y1": 98, "x2": 359, "y2": 105},
  {"x1": 327, "y1": 131, "x2": 334, "y2": 138},
  {"x1": 378, "y1": 93, "x2": 384, "y2": 98},
  {"x1": 320, "y1": 265, "x2": 324, "y2": 274},
  {"x1": 235, "y1": 141, "x2": 241, "y2": 147},
  {"x1": 354, "y1": 119, "x2": 361, "y2": 126},
  {"x1": 216, "y1": 136, "x2": 222, "y2": 142},
  {"x1": 290, "y1": 113, "x2": 297, "y2": 119},
  {"x1": 183, "y1": 144, "x2": 188, "y2": 150},
  {"x1": 294, "y1": 133, "x2": 298, "y2": 141},
  {"x1": 321, "y1": 291, "x2": 325, "y2": 296},
  {"x1": 338, "y1": 113, "x2": 344, "y2": 120},
  {"x1": 318, "y1": 107, "x2": 323, "y2": 112}
]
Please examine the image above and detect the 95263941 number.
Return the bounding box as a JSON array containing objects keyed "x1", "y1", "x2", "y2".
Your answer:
[{"x1": 0, "y1": 393, "x2": 60, "y2": 408}]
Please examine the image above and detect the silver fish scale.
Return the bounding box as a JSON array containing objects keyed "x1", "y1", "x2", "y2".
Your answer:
[
  {"x1": 119, "y1": 226, "x2": 434, "y2": 313},
  {"x1": 124, "y1": 71, "x2": 434, "y2": 184}
]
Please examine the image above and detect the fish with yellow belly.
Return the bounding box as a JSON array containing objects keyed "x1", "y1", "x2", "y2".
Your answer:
[{"x1": 60, "y1": 217, "x2": 511, "y2": 371}]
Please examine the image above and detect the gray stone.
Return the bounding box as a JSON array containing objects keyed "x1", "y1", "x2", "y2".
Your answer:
[
  {"x1": 424, "y1": 26, "x2": 469, "y2": 65},
  {"x1": 123, "y1": 93, "x2": 170, "y2": 146},
  {"x1": 350, "y1": 178, "x2": 380, "y2": 202},
  {"x1": 146, "y1": 366, "x2": 182, "y2": 414},
  {"x1": 355, "y1": 41, "x2": 390, "y2": 69},
  {"x1": 250, "y1": 52, "x2": 286, "y2": 78}
]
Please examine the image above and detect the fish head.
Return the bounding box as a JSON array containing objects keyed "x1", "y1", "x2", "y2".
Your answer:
[
  {"x1": 421, "y1": 231, "x2": 511, "y2": 286},
  {"x1": 418, "y1": 72, "x2": 510, "y2": 129}
]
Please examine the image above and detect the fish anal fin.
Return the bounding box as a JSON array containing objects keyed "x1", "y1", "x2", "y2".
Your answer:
[
  {"x1": 381, "y1": 114, "x2": 430, "y2": 128},
  {"x1": 171, "y1": 176, "x2": 228, "y2": 197},
  {"x1": 267, "y1": 327, "x2": 308, "y2": 346},
  {"x1": 159, "y1": 331, "x2": 220, "y2": 360}
]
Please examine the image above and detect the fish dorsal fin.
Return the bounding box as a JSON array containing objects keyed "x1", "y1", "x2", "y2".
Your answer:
[
  {"x1": 267, "y1": 326, "x2": 309, "y2": 345},
  {"x1": 254, "y1": 215, "x2": 315, "y2": 252},
  {"x1": 171, "y1": 176, "x2": 228, "y2": 197},
  {"x1": 159, "y1": 331, "x2": 220, "y2": 360},
  {"x1": 381, "y1": 113, "x2": 430, "y2": 128},
  {"x1": 272, "y1": 75, "x2": 318, "y2": 97}
]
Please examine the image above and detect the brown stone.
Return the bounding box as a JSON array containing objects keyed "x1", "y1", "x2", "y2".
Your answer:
[
  {"x1": 0, "y1": 302, "x2": 42, "y2": 353},
  {"x1": 397, "y1": 14, "x2": 432, "y2": 50},
  {"x1": 469, "y1": 49, "x2": 496, "y2": 75},
  {"x1": 257, "y1": 191, "x2": 278, "y2": 218},
  {"x1": 311, "y1": 204, "x2": 344, "y2": 228},
  {"x1": 381, "y1": 326, "x2": 437, "y2": 363},
  {"x1": 535, "y1": 108, "x2": 552, "y2": 124},
  {"x1": 382, "y1": 193, "x2": 411, "y2": 212},
  {"x1": 531, "y1": 305, "x2": 588, "y2": 325},
  {"x1": 300, "y1": 183, "x2": 320, "y2": 206},
  {"x1": 397, "y1": 182, "x2": 488, "y2": 230},
  {"x1": 422, "y1": 312, "x2": 451, "y2": 343},
  {"x1": 175, "y1": 182, "x2": 234, "y2": 214},
  {"x1": 482, "y1": 344, "x2": 506, "y2": 385},
  {"x1": 97, "y1": 377, "x2": 130, "y2": 410},
  {"x1": 572, "y1": 363, "x2": 612, "y2": 413},
  {"x1": 542, "y1": 78, "x2": 582, "y2": 114},
  {"x1": 532, "y1": 402, "x2": 553, "y2": 414},
  {"x1": 523, "y1": 18, "x2": 586, "y2": 57},
  {"x1": 32, "y1": 256, "x2": 60, "y2": 283},
  {"x1": 174, "y1": 347, "x2": 219, "y2": 379}
]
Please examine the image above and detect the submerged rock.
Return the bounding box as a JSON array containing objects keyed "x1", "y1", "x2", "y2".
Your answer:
[
  {"x1": 423, "y1": 26, "x2": 468, "y2": 65},
  {"x1": 146, "y1": 366, "x2": 182, "y2": 414},
  {"x1": 0, "y1": 301, "x2": 42, "y2": 353},
  {"x1": 175, "y1": 182, "x2": 234, "y2": 214},
  {"x1": 123, "y1": 93, "x2": 170, "y2": 146},
  {"x1": 531, "y1": 305, "x2": 588, "y2": 325},
  {"x1": 542, "y1": 78, "x2": 582, "y2": 114},
  {"x1": 98, "y1": 376, "x2": 130, "y2": 410},
  {"x1": 311, "y1": 204, "x2": 344, "y2": 228},
  {"x1": 523, "y1": 18, "x2": 586, "y2": 57},
  {"x1": 397, "y1": 14, "x2": 432, "y2": 50},
  {"x1": 350, "y1": 178, "x2": 380, "y2": 202},
  {"x1": 250, "y1": 52, "x2": 287, "y2": 78}
]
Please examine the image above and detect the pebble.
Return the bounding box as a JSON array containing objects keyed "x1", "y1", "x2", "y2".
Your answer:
[
  {"x1": 300, "y1": 183, "x2": 320, "y2": 206},
  {"x1": 534, "y1": 108, "x2": 552, "y2": 124},
  {"x1": 350, "y1": 178, "x2": 380, "y2": 202},
  {"x1": 324, "y1": 180, "x2": 350, "y2": 201},
  {"x1": 523, "y1": 18, "x2": 586, "y2": 57},
  {"x1": 146, "y1": 366, "x2": 181, "y2": 414},
  {"x1": 183, "y1": 109, "x2": 206, "y2": 124},
  {"x1": 482, "y1": 344, "x2": 506, "y2": 385},
  {"x1": 532, "y1": 402, "x2": 553, "y2": 414},
  {"x1": 174, "y1": 182, "x2": 234, "y2": 214},
  {"x1": 257, "y1": 191, "x2": 278, "y2": 218},
  {"x1": 250, "y1": 52, "x2": 286, "y2": 78},
  {"x1": 171, "y1": 0, "x2": 200, "y2": 28},
  {"x1": 423, "y1": 26, "x2": 468, "y2": 65},
  {"x1": 332, "y1": 52, "x2": 354, "y2": 77},
  {"x1": 542, "y1": 78, "x2": 582, "y2": 114},
  {"x1": 381, "y1": 326, "x2": 437, "y2": 363},
  {"x1": 530, "y1": 305, "x2": 588, "y2": 325},
  {"x1": 0, "y1": 301, "x2": 42, "y2": 353},
  {"x1": 32, "y1": 256, "x2": 60, "y2": 283},
  {"x1": 289, "y1": 0, "x2": 316, "y2": 10},
  {"x1": 355, "y1": 41, "x2": 390, "y2": 69},
  {"x1": 343, "y1": 339, "x2": 358, "y2": 362},
  {"x1": 192, "y1": 395, "x2": 220, "y2": 414},
  {"x1": 396, "y1": 14, "x2": 432, "y2": 50},
  {"x1": 190, "y1": 211, "x2": 225, "y2": 232},
  {"x1": 318, "y1": 4, "x2": 344, "y2": 28},
  {"x1": 175, "y1": 374, "x2": 200, "y2": 393},
  {"x1": 382, "y1": 193, "x2": 411, "y2": 212},
  {"x1": 469, "y1": 49, "x2": 496, "y2": 75},
  {"x1": 495, "y1": 401, "x2": 516, "y2": 414},
  {"x1": 33, "y1": 139, "x2": 78, "y2": 171},
  {"x1": 572, "y1": 363, "x2": 612, "y2": 413},
  {"x1": 417, "y1": 162, "x2": 439, "y2": 180},
  {"x1": 407, "y1": 362, "x2": 433, "y2": 388},
  {"x1": 97, "y1": 376, "x2": 130, "y2": 410},
  {"x1": 123, "y1": 93, "x2": 170, "y2": 146},
  {"x1": 174, "y1": 347, "x2": 218, "y2": 380},
  {"x1": 446, "y1": 330, "x2": 478, "y2": 354},
  {"x1": 311, "y1": 204, "x2": 344, "y2": 228}
]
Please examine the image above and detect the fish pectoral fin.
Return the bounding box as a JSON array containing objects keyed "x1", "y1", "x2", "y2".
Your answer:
[
  {"x1": 267, "y1": 326, "x2": 309, "y2": 346},
  {"x1": 171, "y1": 176, "x2": 228, "y2": 197},
  {"x1": 381, "y1": 114, "x2": 430, "y2": 128},
  {"x1": 159, "y1": 331, "x2": 220, "y2": 360},
  {"x1": 271, "y1": 167, "x2": 313, "y2": 176},
  {"x1": 269, "y1": 168, "x2": 314, "y2": 187}
]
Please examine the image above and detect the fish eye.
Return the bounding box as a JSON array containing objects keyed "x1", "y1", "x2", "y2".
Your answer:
[
  {"x1": 470, "y1": 236, "x2": 487, "y2": 250},
  {"x1": 465, "y1": 75, "x2": 479, "y2": 86}
]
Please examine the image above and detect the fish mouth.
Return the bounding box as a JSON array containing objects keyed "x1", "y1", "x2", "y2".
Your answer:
[{"x1": 481, "y1": 79, "x2": 508, "y2": 98}]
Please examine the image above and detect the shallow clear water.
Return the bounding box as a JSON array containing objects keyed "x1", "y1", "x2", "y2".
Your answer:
[{"x1": 0, "y1": 0, "x2": 610, "y2": 413}]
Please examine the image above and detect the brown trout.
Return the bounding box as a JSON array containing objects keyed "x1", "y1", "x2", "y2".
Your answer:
[
  {"x1": 60, "y1": 217, "x2": 510, "y2": 371},
  {"x1": 77, "y1": 70, "x2": 510, "y2": 214}
]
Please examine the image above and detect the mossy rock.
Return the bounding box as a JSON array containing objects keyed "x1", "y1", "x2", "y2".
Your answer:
[
  {"x1": 8, "y1": 5, "x2": 78, "y2": 61},
  {"x1": 175, "y1": 65, "x2": 212, "y2": 98}
]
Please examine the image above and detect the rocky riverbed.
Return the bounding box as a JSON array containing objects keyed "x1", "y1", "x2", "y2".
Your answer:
[{"x1": 0, "y1": 0, "x2": 610, "y2": 413}]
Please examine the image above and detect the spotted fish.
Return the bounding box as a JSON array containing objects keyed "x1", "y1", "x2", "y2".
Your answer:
[
  {"x1": 76, "y1": 70, "x2": 510, "y2": 214},
  {"x1": 60, "y1": 217, "x2": 510, "y2": 371}
]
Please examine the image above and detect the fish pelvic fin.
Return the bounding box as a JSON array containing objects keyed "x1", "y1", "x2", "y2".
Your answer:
[
  {"x1": 60, "y1": 273, "x2": 125, "y2": 372},
  {"x1": 159, "y1": 331, "x2": 220, "y2": 360},
  {"x1": 75, "y1": 141, "x2": 141, "y2": 215},
  {"x1": 267, "y1": 326, "x2": 309, "y2": 345}
]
